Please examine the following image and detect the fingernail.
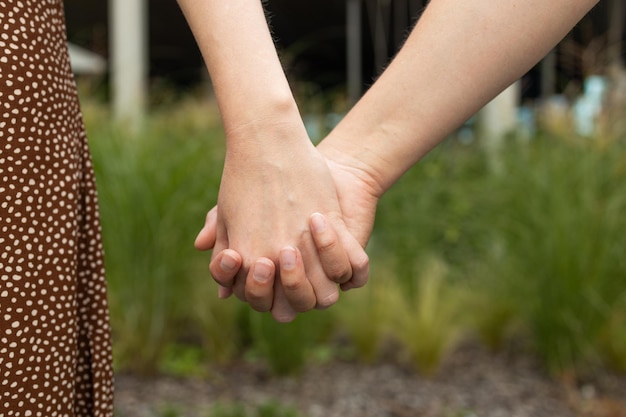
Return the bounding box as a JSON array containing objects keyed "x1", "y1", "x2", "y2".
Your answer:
[
  {"x1": 280, "y1": 247, "x2": 297, "y2": 271},
  {"x1": 253, "y1": 261, "x2": 272, "y2": 283},
  {"x1": 220, "y1": 253, "x2": 237, "y2": 271},
  {"x1": 311, "y1": 212, "x2": 326, "y2": 233}
]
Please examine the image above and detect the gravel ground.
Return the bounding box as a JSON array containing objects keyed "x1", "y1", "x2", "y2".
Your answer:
[{"x1": 114, "y1": 342, "x2": 626, "y2": 417}]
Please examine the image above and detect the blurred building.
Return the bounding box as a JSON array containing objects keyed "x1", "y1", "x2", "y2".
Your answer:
[{"x1": 63, "y1": 0, "x2": 623, "y2": 99}]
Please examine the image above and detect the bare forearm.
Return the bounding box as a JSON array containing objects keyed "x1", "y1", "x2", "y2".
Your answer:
[
  {"x1": 320, "y1": 0, "x2": 599, "y2": 196},
  {"x1": 177, "y1": 0, "x2": 301, "y2": 141}
]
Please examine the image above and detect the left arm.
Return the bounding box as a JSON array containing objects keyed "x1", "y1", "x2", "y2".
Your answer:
[{"x1": 179, "y1": 0, "x2": 368, "y2": 321}]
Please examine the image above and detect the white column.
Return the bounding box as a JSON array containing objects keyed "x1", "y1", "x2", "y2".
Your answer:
[
  {"x1": 109, "y1": 0, "x2": 148, "y2": 126},
  {"x1": 480, "y1": 81, "x2": 521, "y2": 143},
  {"x1": 479, "y1": 81, "x2": 521, "y2": 172}
]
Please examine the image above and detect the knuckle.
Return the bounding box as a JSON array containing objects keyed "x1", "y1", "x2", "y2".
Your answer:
[
  {"x1": 316, "y1": 236, "x2": 339, "y2": 252},
  {"x1": 232, "y1": 285, "x2": 247, "y2": 302},
  {"x1": 293, "y1": 298, "x2": 316, "y2": 313},
  {"x1": 353, "y1": 252, "x2": 370, "y2": 273},
  {"x1": 209, "y1": 269, "x2": 232, "y2": 287},
  {"x1": 209, "y1": 259, "x2": 241, "y2": 285},
  {"x1": 245, "y1": 283, "x2": 266, "y2": 300},
  {"x1": 350, "y1": 275, "x2": 369, "y2": 289},
  {"x1": 282, "y1": 276, "x2": 307, "y2": 293},
  {"x1": 250, "y1": 303, "x2": 271, "y2": 313},
  {"x1": 245, "y1": 291, "x2": 271, "y2": 312},
  {"x1": 328, "y1": 264, "x2": 352, "y2": 283}
]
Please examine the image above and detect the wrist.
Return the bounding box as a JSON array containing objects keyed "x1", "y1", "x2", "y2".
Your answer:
[
  {"x1": 220, "y1": 88, "x2": 300, "y2": 136},
  {"x1": 317, "y1": 134, "x2": 387, "y2": 199},
  {"x1": 222, "y1": 94, "x2": 312, "y2": 154}
]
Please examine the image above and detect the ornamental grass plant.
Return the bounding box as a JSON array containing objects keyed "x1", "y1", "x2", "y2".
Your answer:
[
  {"x1": 483, "y1": 134, "x2": 626, "y2": 372},
  {"x1": 385, "y1": 255, "x2": 466, "y2": 375},
  {"x1": 85, "y1": 98, "x2": 227, "y2": 371},
  {"x1": 81, "y1": 93, "x2": 626, "y2": 377}
]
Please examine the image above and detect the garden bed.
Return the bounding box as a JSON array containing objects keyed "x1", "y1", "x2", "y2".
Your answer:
[{"x1": 114, "y1": 341, "x2": 626, "y2": 417}]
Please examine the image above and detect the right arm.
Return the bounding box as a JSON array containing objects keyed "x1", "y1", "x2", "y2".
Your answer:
[
  {"x1": 320, "y1": 0, "x2": 600, "y2": 195},
  {"x1": 314, "y1": 0, "x2": 601, "y2": 286}
]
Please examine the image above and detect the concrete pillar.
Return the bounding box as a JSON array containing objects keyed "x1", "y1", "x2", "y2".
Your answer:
[
  {"x1": 480, "y1": 81, "x2": 521, "y2": 144},
  {"x1": 109, "y1": 0, "x2": 148, "y2": 126},
  {"x1": 479, "y1": 81, "x2": 521, "y2": 172}
]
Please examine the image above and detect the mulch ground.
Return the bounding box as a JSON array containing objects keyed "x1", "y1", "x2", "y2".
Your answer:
[{"x1": 114, "y1": 342, "x2": 626, "y2": 417}]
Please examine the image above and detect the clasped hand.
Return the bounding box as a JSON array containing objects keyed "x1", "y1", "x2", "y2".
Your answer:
[{"x1": 194, "y1": 126, "x2": 379, "y2": 322}]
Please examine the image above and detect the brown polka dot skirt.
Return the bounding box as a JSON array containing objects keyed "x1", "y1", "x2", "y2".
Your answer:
[{"x1": 0, "y1": 1, "x2": 114, "y2": 416}]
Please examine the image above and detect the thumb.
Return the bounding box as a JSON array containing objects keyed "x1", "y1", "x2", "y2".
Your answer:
[{"x1": 194, "y1": 206, "x2": 218, "y2": 251}]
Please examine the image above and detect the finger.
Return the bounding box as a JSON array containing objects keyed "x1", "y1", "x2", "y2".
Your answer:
[
  {"x1": 200, "y1": 207, "x2": 239, "y2": 299},
  {"x1": 270, "y1": 279, "x2": 298, "y2": 323},
  {"x1": 208, "y1": 220, "x2": 248, "y2": 302},
  {"x1": 279, "y1": 246, "x2": 316, "y2": 312},
  {"x1": 194, "y1": 206, "x2": 218, "y2": 250},
  {"x1": 300, "y1": 240, "x2": 340, "y2": 310},
  {"x1": 209, "y1": 249, "x2": 242, "y2": 289},
  {"x1": 244, "y1": 258, "x2": 275, "y2": 312},
  {"x1": 217, "y1": 285, "x2": 233, "y2": 299},
  {"x1": 230, "y1": 265, "x2": 249, "y2": 302},
  {"x1": 310, "y1": 212, "x2": 352, "y2": 284},
  {"x1": 339, "y1": 234, "x2": 370, "y2": 291}
]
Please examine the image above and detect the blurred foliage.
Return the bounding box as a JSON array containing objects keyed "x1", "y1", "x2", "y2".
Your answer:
[
  {"x1": 387, "y1": 255, "x2": 466, "y2": 375},
  {"x1": 83, "y1": 93, "x2": 626, "y2": 378},
  {"x1": 207, "y1": 402, "x2": 247, "y2": 417},
  {"x1": 483, "y1": 133, "x2": 626, "y2": 372},
  {"x1": 334, "y1": 261, "x2": 393, "y2": 364},
  {"x1": 601, "y1": 303, "x2": 626, "y2": 372},
  {"x1": 248, "y1": 308, "x2": 334, "y2": 376},
  {"x1": 208, "y1": 400, "x2": 304, "y2": 417}
]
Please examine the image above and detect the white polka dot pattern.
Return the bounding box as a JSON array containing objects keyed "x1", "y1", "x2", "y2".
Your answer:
[{"x1": 0, "y1": 1, "x2": 114, "y2": 416}]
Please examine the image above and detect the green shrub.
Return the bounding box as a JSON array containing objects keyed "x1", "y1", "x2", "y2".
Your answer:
[
  {"x1": 334, "y1": 263, "x2": 393, "y2": 363},
  {"x1": 485, "y1": 137, "x2": 626, "y2": 372},
  {"x1": 387, "y1": 255, "x2": 465, "y2": 375},
  {"x1": 466, "y1": 281, "x2": 519, "y2": 352},
  {"x1": 158, "y1": 343, "x2": 210, "y2": 378},
  {"x1": 208, "y1": 402, "x2": 247, "y2": 417},
  {"x1": 256, "y1": 400, "x2": 302, "y2": 417},
  {"x1": 80, "y1": 94, "x2": 626, "y2": 377},
  {"x1": 86, "y1": 98, "x2": 226, "y2": 371},
  {"x1": 373, "y1": 140, "x2": 491, "y2": 292},
  {"x1": 248, "y1": 308, "x2": 334, "y2": 375},
  {"x1": 207, "y1": 400, "x2": 304, "y2": 417},
  {"x1": 190, "y1": 280, "x2": 244, "y2": 366},
  {"x1": 599, "y1": 296, "x2": 626, "y2": 371}
]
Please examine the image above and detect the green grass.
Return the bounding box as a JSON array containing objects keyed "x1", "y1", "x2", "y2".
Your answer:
[
  {"x1": 484, "y1": 135, "x2": 626, "y2": 372},
  {"x1": 334, "y1": 263, "x2": 393, "y2": 364},
  {"x1": 208, "y1": 400, "x2": 304, "y2": 417},
  {"x1": 248, "y1": 308, "x2": 334, "y2": 375},
  {"x1": 601, "y1": 299, "x2": 626, "y2": 371},
  {"x1": 86, "y1": 98, "x2": 227, "y2": 371},
  {"x1": 387, "y1": 255, "x2": 466, "y2": 374},
  {"x1": 82, "y1": 95, "x2": 626, "y2": 377}
]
